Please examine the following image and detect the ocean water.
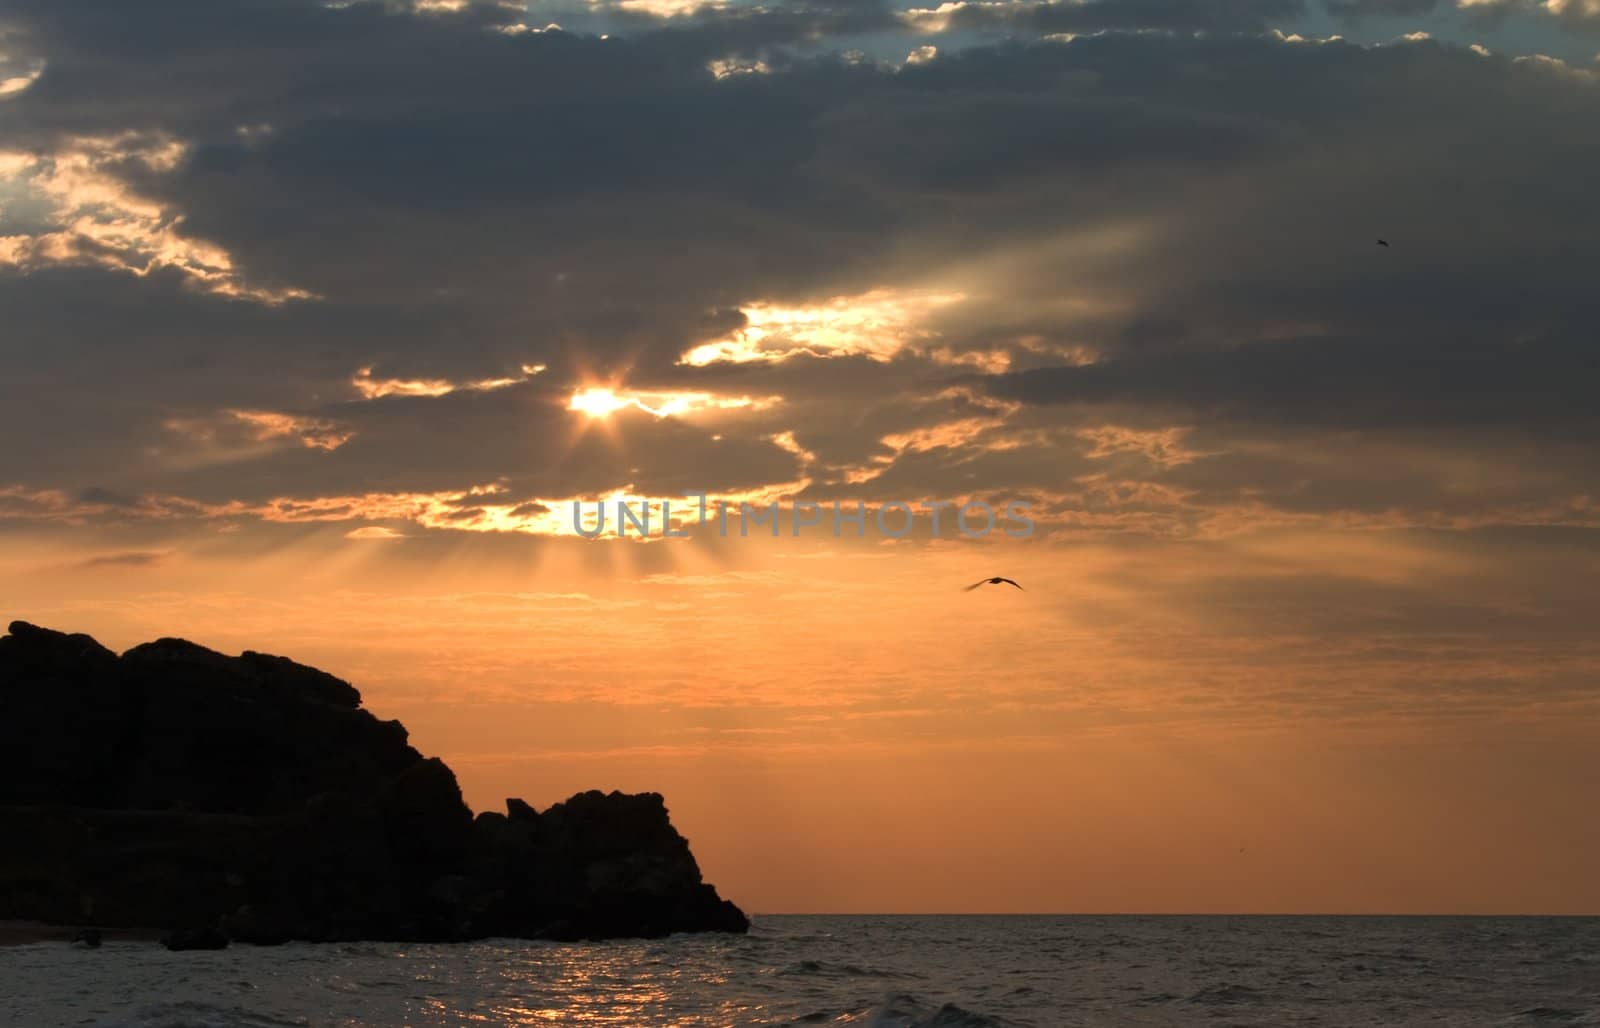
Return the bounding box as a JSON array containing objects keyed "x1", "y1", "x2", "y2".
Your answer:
[{"x1": 3, "y1": 915, "x2": 1599, "y2": 1027}]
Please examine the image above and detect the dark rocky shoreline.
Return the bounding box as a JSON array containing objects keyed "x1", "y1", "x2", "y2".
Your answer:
[{"x1": 0, "y1": 621, "x2": 748, "y2": 946}]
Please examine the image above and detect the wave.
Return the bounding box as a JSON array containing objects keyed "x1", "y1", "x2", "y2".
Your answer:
[
  {"x1": 779, "y1": 958, "x2": 925, "y2": 980},
  {"x1": 1516, "y1": 1009, "x2": 1594, "y2": 1024},
  {"x1": 88, "y1": 1001, "x2": 310, "y2": 1028},
  {"x1": 863, "y1": 992, "x2": 1010, "y2": 1028},
  {"x1": 1186, "y1": 983, "x2": 1265, "y2": 1006}
]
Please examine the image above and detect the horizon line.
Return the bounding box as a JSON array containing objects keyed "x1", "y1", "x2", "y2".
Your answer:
[{"x1": 747, "y1": 911, "x2": 1600, "y2": 918}]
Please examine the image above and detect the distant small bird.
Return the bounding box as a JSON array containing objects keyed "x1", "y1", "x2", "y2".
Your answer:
[
  {"x1": 1376, "y1": 239, "x2": 1390, "y2": 247},
  {"x1": 965, "y1": 577, "x2": 1023, "y2": 592}
]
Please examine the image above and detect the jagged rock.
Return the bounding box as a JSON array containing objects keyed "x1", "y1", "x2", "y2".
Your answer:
[
  {"x1": 0, "y1": 620, "x2": 748, "y2": 944},
  {"x1": 381, "y1": 757, "x2": 474, "y2": 867},
  {"x1": 466, "y1": 789, "x2": 750, "y2": 940},
  {"x1": 115, "y1": 634, "x2": 418, "y2": 814}
]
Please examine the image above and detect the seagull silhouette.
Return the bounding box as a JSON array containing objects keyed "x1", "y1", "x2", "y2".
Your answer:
[
  {"x1": 1376, "y1": 239, "x2": 1390, "y2": 247},
  {"x1": 965, "y1": 576, "x2": 1023, "y2": 592}
]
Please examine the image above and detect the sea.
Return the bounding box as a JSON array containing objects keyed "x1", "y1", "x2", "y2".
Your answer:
[{"x1": 3, "y1": 915, "x2": 1599, "y2": 1027}]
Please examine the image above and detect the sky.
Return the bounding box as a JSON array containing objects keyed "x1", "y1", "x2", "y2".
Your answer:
[{"x1": 3, "y1": 0, "x2": 1600, "y2": 915}]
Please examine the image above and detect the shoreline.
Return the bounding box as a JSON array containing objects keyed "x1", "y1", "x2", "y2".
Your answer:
[{"x1": 0, "y1": 920, "x2": 163, "y2": 947}]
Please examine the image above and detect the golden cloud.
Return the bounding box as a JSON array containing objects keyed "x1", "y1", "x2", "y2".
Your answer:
[
  {"x1": 680, "y1": 288, "x2": 967, "y2": 366},
  {"x1": 0, "y1": 136, "x2": 315, "y2": 303}
]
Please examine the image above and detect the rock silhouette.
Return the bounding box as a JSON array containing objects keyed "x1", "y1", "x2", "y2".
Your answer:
[
  {"x1": 0, "y1": 621, "x2": 748, "y2": 944},
  {"x1": 161, "y1": 927, "x2": 230, "y2": 951}
]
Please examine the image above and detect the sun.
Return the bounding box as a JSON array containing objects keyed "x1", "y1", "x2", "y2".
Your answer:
[{"x1": 569, "y1": 387, "x2": 629, "y2": 419}]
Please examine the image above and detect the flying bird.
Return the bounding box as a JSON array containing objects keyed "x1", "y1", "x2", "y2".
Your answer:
[
  {"x1": 1376, "y1": 239, "x2": 1390, "y2": 247},
  {"x1": 965, "y1": 577, "x2": 1023, "y2": 592}
]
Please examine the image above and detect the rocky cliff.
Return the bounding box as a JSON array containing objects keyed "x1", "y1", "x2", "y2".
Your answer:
[{"x1": 0, "y1": 621, "x2": 748, "y2": 944}]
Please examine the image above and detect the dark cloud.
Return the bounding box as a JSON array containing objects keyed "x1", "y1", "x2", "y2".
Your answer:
[
  {"x1": 813, "y1": 90, "x2": 1296, "y2": 192},
  {"x1": 1322, "y1": 0, "x2": 1442, "y2": 19},
  {"x1": 984, "y1": 331, "x2": 1600, "y2": 432},
  {"x1": 918, "y1": 0, "x2": 1305, "y2": 35},
  {"x1": 1322, "y1": 0, "x2": 1600, "y2": 38},
  {"x1": 973, "y1": 323, "x2": 1600, "y2": 529}
]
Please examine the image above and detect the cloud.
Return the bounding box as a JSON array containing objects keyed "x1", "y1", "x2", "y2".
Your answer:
[
  {"x1": 0, "y1": 65, "x2": 41, "y2": 97},
  {"x1": 0, "y1": 135, "x2": 315, "y2": 301},
  {"x1": 567, "y1": 386, "x2": 780, "y2": 417},
  {"x1": 0, "y1": 2, "x2": 1598, "y2": 548},
  {"x1": 74, "y1": 549, "x2": 167, "y2": 567},
  {"x1": 164, "y1": 409, "x2": 354, "y2": 452},
  {"x1": 680, "y1": 289, "x2": 967, "y2": 366},
  {"x1": 983, "y1": 334, "x2": 1600, "y2": 436},
  {"x1": 344, "y1": 525, "x2": 408, "y2": 538},
  {"x1": 1077, "y1": 425, "x2": 1207, "y2": 467},
  {"x1": 351, "y1": 363, "x2": 545, "y2": 400},
  {"x1": 902, "y1": 0, "x2": 1306, "y2": 35},
  {"x1": 1323, "y1": 0, "x2": 1441, "y2": 16}
]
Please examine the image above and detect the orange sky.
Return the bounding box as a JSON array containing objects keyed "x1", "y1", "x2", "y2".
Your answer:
[{"x1": 5, "y1": 497, "x2": 1597, "y2": 915}]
